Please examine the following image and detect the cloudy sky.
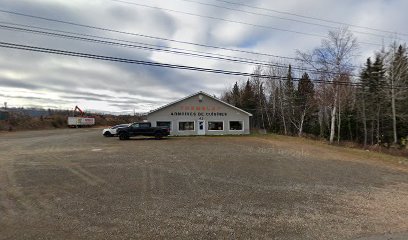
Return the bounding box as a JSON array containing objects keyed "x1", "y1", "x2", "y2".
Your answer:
[{"x1": 0, "y1": 0, "x2": 407, "y2": 114}]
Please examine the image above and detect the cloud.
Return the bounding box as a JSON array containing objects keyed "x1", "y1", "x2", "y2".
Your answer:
[
  {"x1": 0, "y1": 0, "x2": 407, "y2": 113},
  {"x1": 0, "y1": 77, "x2": 40, "y2": 90}
]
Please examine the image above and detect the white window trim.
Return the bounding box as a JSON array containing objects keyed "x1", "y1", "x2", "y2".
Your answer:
[
  {"x1": 207, "y1": 121, "x2": 224, "y2": 131},
  {"x1": 156, "y1": 121, "x2": 173, "y2": 131},
  {"x1": 178, "y1": 120, "x2": 195, "y2": 131},
  {"x1": 229, "y1": 120, "x2": 244, "y2": 131}
]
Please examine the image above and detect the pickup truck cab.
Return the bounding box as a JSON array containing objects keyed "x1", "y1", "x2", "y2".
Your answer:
[{"x1": 116, "y1": 122, "x2": 170, "y2": 140}]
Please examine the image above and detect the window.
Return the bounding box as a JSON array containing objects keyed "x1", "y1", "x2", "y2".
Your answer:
[
  {"x1": 131, "y1": 123, "x2": 150, "y2": 128},
  {"x1": 208, "y1": 121, "x2": 223, "y2": 131},
  {"x1": 179, "y1": 121, "x2": 194, "y2": 131},
  {"x1": 112, "y1": 124, "x2": 128, "y2": 129},
  {"x1": 229, "y1": 121, "x2": 243, "y2": 131},
  {"x1": 139, "y1": 123, "x2": 151, "y2": 128},
  {"x1": 157, "y1": 121, "x2": 171, "y2": 130}
]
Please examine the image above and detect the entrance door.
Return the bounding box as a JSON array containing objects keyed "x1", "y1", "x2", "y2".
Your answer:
[{"x1": 197, "y1": 120, "x2": 205, "y2": 135}]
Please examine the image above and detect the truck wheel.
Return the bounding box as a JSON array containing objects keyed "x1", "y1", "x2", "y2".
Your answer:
[
  {"x1": 155, "y1": 132, "x2": 163, "y2": 140},
  {"x1": 119, "y1": 133, "x2": 129, "y2": 140},
  {"x1": 104, "y1": 132, "x2": 112, "y2": 137}
]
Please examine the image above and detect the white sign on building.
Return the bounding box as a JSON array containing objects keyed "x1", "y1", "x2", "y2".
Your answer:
[{"x1": 147, "y1": 91, "x2": 252, "y2": 136}]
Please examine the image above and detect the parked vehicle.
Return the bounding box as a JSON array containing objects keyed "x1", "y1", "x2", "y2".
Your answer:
[
  {"x1": 116, "y1": 122, "x2": 170, "y2": 140},
  {"x1": 102, "y1": 124, "x2": 130, "y2": 137}
]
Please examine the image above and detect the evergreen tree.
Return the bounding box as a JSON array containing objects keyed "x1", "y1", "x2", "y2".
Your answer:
[
  {"x1": 358, "y1": 58, "x2": 372, "y2": 146},
  {"x1": 285, "y1": 65, "x2": 295, "y2": 134},
  {"x1": 231, "y1": 82, "x2": 241, "y2": 108},
  {"x1": 292, "y1": 72, "x2": 315, "y2": 136},
  {"x1": 241, "y1": 80, "x2": 257, "y2": 117},
  {"x1": 370, "y1": 53, "x2": 386, "y2": 144}
]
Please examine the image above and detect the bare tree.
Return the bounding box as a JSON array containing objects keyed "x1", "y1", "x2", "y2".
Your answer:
[
  {"x1": 384, "y1": 43, "x2": 408, "y2": 144},
  {"x1": 297, "y1": 27, "x2": 358, "y2": 144},
  {"x1": 288, "y1": 72, "x2": 315, "y2": 137},
  {"x1": 264, "y1": 61, "x2": 290, "y2": 134}
]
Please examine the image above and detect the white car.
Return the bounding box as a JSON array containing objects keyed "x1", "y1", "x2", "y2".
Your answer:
[{"x1": 102, "y1": 124, "x2": 130, "y2": 137}]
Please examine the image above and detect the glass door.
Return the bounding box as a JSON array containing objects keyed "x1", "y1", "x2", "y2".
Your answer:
[{"x1": 197, "y1": 120, "x2": 205, "y2": 135}]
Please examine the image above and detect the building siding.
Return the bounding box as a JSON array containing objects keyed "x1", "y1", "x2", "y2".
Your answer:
[{"x1": 147, "y1": 92, "x2": 250, "y2": 136}]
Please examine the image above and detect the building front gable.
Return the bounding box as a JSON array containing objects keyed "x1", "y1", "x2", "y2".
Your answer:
[
  {"x1": 147, "y1": 91, "x2": 251, "y2": 136},
  {"x1": 148, "y1": 91, "x2": 252, "y2": 117}
]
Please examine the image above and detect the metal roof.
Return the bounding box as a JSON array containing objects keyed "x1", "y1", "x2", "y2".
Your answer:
[{"x1": 148, "y1": 91, "x2": 253, "y2": 116}]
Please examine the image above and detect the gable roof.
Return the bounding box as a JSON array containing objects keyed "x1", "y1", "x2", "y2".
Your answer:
[{"x1": 148, "y1": 91, "x2": 253, "y2": 116}]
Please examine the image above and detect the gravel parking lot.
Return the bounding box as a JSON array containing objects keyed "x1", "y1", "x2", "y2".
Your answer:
[{"x1": 0, "y1": 128, "x2": 407, "y2": 239}]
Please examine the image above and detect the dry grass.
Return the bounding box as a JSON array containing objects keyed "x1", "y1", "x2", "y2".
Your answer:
[{"x1": 251, "y1": 134, "x2": 408, "y2": 171}]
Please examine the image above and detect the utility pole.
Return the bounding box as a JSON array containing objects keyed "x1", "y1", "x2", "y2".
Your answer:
[{"x1": 4, "y1": 102, "x2": 7, "y2": 109}]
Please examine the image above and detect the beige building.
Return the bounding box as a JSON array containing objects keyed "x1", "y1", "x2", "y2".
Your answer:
[{"x1": 147, "y1": 91, "x2": 252, "y2": 136}]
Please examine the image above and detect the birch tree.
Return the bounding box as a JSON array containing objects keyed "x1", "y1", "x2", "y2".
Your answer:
[
  {"x1": 297, "y1": 27, "x2": 358, "y2": 144},
  {"x1": 385, "y1": 43, "x2": 408, "y2": 144},
  {"x1": 291, "y1": 73, "x2": 315, "y2": 137}
]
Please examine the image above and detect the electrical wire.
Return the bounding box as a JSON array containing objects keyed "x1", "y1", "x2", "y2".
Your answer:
[
  {"x1": 212, "y1": 0, "x2": 408, "y2": 37},
  {"x1": 0, "y1": 41, "x2": 368, "y2": 88},
  {"x1": 109, "y1": 0, "x2": 382, "y2": 46},
  {"x1": 0, "y1": 22, "x2": 360, "y2": 77},
  {"x1": 0, "y1": 9, "x2": 327, "y2": 62},
  {"x1": 176, "y1": 0, "x2": 404, "y2": 41},
  {"x1": 0, "y1": 9, "x2": 367, "y2": 68},
  {"x1": 1, "y1": 41, "x2": 405, "y2": 90}
]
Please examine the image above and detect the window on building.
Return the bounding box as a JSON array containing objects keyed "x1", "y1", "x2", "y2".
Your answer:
[
  {"x1": 229, "y1": 121, "x2": 243, "y2": 130},
  {"x1": 208, "y1": 121, "x2": 223, "y2": 131},
  {"x1": 157, "y1": 121, "x2": 171, "y2": 130},
  {"x1": 179, "y1": 121, "x2": 194, "y2": 131}
]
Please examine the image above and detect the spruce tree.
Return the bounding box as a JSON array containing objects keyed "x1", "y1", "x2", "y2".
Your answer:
[
  {"x1": 285, "y1": 65, "x2": 295, "y2": 134},
  {"x1": 294, "y1": 72, "x2": 315, "y2": 136},
  {"x1": 231, "y1": 82, "x2": 241, "y2": 108},
  {"x1": 359, "y1": 58, "x2": 372, "y2": 146},
  {"x1": 241, "y1": 80, "x2": 256, "y2": 116},
  {"x1": 370, "y1": 53, "x2": 386, "y2": 144}
]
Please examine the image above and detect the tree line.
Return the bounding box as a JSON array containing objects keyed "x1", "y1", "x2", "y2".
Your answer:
[{"x1": 221, "y1": 28, "x2": 408, "y2": 147}]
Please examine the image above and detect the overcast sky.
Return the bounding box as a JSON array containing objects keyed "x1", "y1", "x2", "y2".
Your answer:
[{"x1": 0, "y1": 0, "x2": 407, "y2": 114}]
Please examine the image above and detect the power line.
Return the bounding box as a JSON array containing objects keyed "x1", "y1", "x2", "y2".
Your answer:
[
  {"x1": 109, "y1": 0, "x2": 382, "y2": 46},
  {"x1": 2, "y1": 41, "x2": 406, "y2": 90},
  {"x1": 0, "y1": 22, "x2": 361, "y2": 77},
  {"x1": 0, "y1": 41, "x2": 367, "y2": 88},
  {"x1": 212, "y1": 0, "x2": 408, "y2": 37},
  {"x1": 177, "y1": 0, "x2": 404, "y2": 41},
  {"x1": 0, "y1": 9, "x2": 323, "y2": 62},
  {"x1": 109, "y1": 0, "x2": 323, "y2": 38},
  {"x1": 0, "y1": 9, "x2": 363, "y2": 68},
  {"x1": 0, "y1": 21, "x2": 259, "y2": 62}
]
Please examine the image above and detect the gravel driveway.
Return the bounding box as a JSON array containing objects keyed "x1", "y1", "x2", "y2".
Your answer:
[{"x1": 0, "y1": 128, "x2": 407, "y2": 239}]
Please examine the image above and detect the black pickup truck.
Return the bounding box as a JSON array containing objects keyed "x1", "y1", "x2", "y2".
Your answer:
[{"x1": 116, "y1": 122, "x2": 170, "y2": 140}]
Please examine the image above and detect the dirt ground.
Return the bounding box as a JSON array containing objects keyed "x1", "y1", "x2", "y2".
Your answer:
[{"x1": 0, "y1": 129, "x2": 407, "y2": 239}]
